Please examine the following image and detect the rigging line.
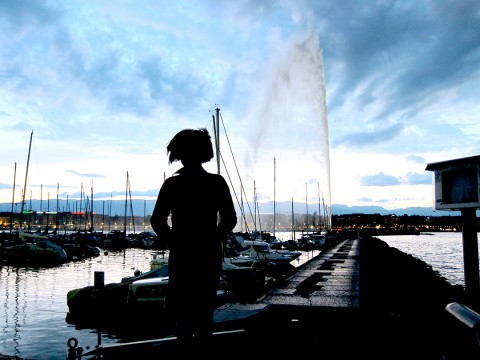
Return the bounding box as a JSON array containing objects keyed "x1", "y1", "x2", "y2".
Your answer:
[
  {"x1": 218, "y1": 111, "x2": 256, "y2": 228},
  {"x1": 219, "y1": 150, "x2": 250, "y2": 233},
  {"x1": 128, "y1": 175, "x2": 135, "y2": 233},
  {"x1": 218, "y1": 111, "x2": 255, "y2": 220}
]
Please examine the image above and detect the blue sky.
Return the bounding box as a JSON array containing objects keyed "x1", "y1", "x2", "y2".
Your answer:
[{"x1": 0, "y1": 0, "x2": 479, "y2": 212}]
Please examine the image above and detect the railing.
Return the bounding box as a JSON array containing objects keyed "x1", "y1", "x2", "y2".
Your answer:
[{"x1": 442, "y1": 302, "x2": 480, "y2": 360}]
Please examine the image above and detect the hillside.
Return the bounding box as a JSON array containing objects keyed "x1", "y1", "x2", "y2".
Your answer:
[{"x1": 0, "y1": 199, "x2": 465, "y2": 217}]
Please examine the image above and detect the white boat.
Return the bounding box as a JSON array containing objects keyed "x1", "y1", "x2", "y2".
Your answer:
[
  {"x1": 297, "y1": 229, "x2": 326, "y2": 250},
  {"x1": 127, "y1": 275, "x2": 170, "y2": 307},
  {"x1": 150, "y1": 250, "x2": 169, "y2": 270},
  {"x1": 235, "y1": 238, "x2": 302, "y2": 265}
]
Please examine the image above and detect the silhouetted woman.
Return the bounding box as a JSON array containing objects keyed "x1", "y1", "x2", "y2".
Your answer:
[{"x1": 150, "y1": 128, "x2": 237, "y2": 352}]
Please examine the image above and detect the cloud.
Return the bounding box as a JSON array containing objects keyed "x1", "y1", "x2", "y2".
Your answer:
[
  {"x1": 405, "y1": 172, "x2": 432, "y2": 185},
  {"x1": 0, "y1": 183, "x2": 13, "y2": 190},
  {"x1": 359, "y1": 172, "x2": 402, "y2": 186},
  {"x1": 332, "y1": 122, "x2": 405, "y2": 149},
  {"x1": 66, "y1": 170, "x2": 106, "y2": 178},
  {"x1": 406, "y1": 155, "x2": 426, "y2": 164},
  {"x1": 0, "y1": 0, "x2": 479, "y2": 212}
]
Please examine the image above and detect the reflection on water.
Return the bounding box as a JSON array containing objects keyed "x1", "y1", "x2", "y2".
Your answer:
[
  {"x1": 0, "y1": 232, "x2": 476, "y2": 359},
  {"x1": 1, "y1": 248, "x2": 155, "y2": 360},
  {"x1": 379, "y1": 232, "x2": 480, "y2": 287}
]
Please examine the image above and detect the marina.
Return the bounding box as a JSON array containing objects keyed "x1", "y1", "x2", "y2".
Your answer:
[
  {"x1": 0, "y1": 3, "x2": 478, "y2": 359},
  {"x1": 0, "y1": 231, "x2": 479, "y2": 359}
]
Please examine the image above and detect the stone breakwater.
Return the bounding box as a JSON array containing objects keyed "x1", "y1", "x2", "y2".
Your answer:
[
  {"x1": 208, "y1": 236, "x2": 470, "y2": 360},
  {"x1": 66, "y1": 236, "x2": 474, "y2": 360},
  {"x1": 359, "y1": 236, "x2": 467, "y2": 315}
]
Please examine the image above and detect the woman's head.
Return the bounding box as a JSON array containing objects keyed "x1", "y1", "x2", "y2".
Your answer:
[{"x1": 167, "y1": 128, "x2": 214, "y2": 164}]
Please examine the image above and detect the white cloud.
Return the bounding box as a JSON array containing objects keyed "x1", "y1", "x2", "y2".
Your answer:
[{"x1": 0, "y1": 0, "x2": 479, "y2": 214}]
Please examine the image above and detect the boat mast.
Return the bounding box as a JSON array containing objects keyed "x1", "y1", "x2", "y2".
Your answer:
[
  {"x1": 215, "y1": 107, "x2": 220, "y2": 175},
  {"x1": 20, "y1": 130, "x2": 33, "y2": 228},
  {"x1": 10, "y1": 162, "x2": 16, "y2": 232},
  {"x1": 90, "y1": 181, "x2": 94, "y2": 232},
  {"x1": 108, "y1": 193, "x2": 112, "y2": 232},
  {"x1": 124, "y1": 172, "x2": 128, "y2": 235},
  {"x1": 318, "y1": 182, "x2": 322, "y2": 231},
  {"x1": 291, "y1": 197, "x2": 295, "y2": 241},
  {"x1": 102, "y1": 200, "x2": 105, "y2": 234},
  {"x1": 128, "y1": 174, "x2": 135, "y2": 234},
  {"x1": 273, "y1": 157, "x2": 276, "y2": 237},
  {"x1": 55, "y1": 183, "x2": 59, "y2": 234},
  {"x1": 305, "y1": 183, "x2": 308, "y2": 229},
  {"x1": 253, "y1": 180, "x2": 257, "y2": 232}
]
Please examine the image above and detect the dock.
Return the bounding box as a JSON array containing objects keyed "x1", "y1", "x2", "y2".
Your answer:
[
  {"x1": 213, "y1": 237, "x2": 360, "y2": 325},
  {"x1": 67, "y1": 236, "x2": 480, "y2": 360}
]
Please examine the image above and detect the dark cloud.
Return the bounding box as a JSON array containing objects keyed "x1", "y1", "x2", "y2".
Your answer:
[
  {"x1": 138, "y1": 56, "x2": 208, "y2": 115},
  {"x1": 332, "y1": 122, "x2": 404, "y2": 148},
  {"x1": 0, "y1": 0, "x2": 62, "y2": 30},
  {"x1": 317, "y1": 1, "x2": 480, "y2": 122}
]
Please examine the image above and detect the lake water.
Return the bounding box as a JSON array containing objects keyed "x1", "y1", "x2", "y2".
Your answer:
[
  {"x1": 377, "y1": 232, "x2": 476, "y2": 287},
  {"x1": 0, "y1": 231, "x2": 478, "y2": 359}
]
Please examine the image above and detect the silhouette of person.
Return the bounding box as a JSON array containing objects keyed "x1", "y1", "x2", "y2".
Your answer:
[{"x1": 150, "y1": 128, "x2": 237, "y2": 352}]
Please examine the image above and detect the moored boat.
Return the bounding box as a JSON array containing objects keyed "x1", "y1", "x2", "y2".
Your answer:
[{"x1": 2, "y1": 231, "x2": 69, "y2": 266}]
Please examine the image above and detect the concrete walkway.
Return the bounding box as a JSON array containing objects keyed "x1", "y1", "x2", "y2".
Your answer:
[
  {"x1": 66, "y1": 236, "x2": 474, "y2": 359},
  {"x1": 212, "y1": 238, "x2": 360, "y2": 328}
]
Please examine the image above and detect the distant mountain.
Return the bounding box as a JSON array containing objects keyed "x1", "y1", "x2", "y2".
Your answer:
[
  {"x1": 269, "y1": 201, "x2": 462, "y2": 217},
  {"x1": 0, "y1": 200, "x2": 463, "y2": 217}
]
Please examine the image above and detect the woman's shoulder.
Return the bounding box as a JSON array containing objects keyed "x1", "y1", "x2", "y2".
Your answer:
[{"x1": 205, "y1": 172, "x2": 227, "y2": 182}]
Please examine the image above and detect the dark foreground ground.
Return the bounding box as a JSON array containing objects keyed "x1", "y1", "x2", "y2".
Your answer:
[{"x1": 6, "y1": 236, "x2": 480, "y2": 359}]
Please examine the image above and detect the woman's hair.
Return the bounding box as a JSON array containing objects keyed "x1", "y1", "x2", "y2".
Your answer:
[{"x1": 167, "y1": 128, "x2": 214, "y2": 164}]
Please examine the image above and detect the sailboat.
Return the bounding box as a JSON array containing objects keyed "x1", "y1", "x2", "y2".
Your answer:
[
  {"x1": 2, "y1": 131, "x2": 69, "y2": 266},
  {"x1": 102, "y1": 172, "x2": 134, "y2": 250}
]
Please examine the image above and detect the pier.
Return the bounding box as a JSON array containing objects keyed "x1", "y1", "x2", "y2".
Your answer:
[{"x1": 67, "y1": 236, "x2": 479, "y2": 360}]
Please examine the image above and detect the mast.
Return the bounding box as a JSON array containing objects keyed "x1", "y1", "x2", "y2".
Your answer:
[
  {"x1": 215, "y1": 107, "x2": 220, "y2": 175},
  {"x1": 55, "y1": 183, "x2": 59, "y2": 234},
  {"x1": 143, "y1": 199, "x2": 146, "y2": 232},
  {"x1": 124, "y1": 172, "x2": 128, "y2": 235},
  {"x1": 273, "y1": 157, "x2": 276, "y2": 237},
  {"x1": 102, "y1": 200, "x2": 105, "y2": 234},
  {"x1": 318, "y1": 182, "x2": 322, "y2": 230},
  {"x1": 253, "y1": 180, "x2": 257, "y2": 232},
  {"x1": 109, "y1": 193, "x2": 112, "y2": 232},
  {"x1": 28, "y1": 190, "x2": 32, "y2": 231},
  {"x1": 79, "y1": 183, "x2": 84, "y2": 231},
  {"x1": 212, "y1": 107, "x2": 222, "y2": 231},
  {"x1": 291, "y1": 197, "x2": 295, "y2": 241},
  {"x1": 305, "y1": 183, "x2": 308, "y2": 228},
  {"x1": 10, "y1": 162, "x2": 16, "y2": 232},
  {"x1": 45, "y1": 191, "x2": 50, "y2": 234},
  {"x1": 90, "y1": 181, "x2": 94, "y2": 232},
  {"x1": 128, "y1": 174, "x2": 135, "y2": 234},
  {"x1": 20, "y1": 131, "x2": 33, "y2": 228}
]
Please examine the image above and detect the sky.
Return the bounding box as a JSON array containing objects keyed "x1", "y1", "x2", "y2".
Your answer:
[{"x1": 0, "y1": 0, "x2": 479, "y2": 214}]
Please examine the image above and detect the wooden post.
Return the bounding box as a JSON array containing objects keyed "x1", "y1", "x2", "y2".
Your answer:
[
  {"x1": 94, "y1": 271, "x2": 104, "y2": 289},
  {"x1": 461, "y1": 208, "x2": 480, "y2": 305}
]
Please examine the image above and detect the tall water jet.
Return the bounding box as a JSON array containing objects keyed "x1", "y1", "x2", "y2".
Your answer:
[{"x1": 242, "y1": 31, "x2": 331, "y2": 226}]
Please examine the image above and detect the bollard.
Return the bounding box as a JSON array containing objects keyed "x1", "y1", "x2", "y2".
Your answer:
[{"x1": 94, "y1": 271, "x2": 104, "y2": 289}]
